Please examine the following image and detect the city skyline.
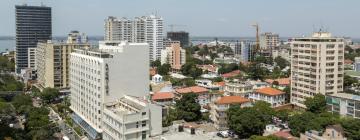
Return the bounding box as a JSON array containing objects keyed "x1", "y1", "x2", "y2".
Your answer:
[{"x1": 0, "y1": 0, "x2": 360, "y2": 38}]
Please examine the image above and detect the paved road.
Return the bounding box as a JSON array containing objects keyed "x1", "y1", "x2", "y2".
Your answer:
[{"x1": 49, "y1": 107, "x2": 81, "y2": 140}]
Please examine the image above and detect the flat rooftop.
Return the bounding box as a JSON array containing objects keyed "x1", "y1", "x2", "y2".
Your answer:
[{"x1": 328, "y1": 93, "x2": 360, "y2": 101}]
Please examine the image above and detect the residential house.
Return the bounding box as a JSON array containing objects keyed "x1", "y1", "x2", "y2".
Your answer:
[
  {"x1": 249, "y1": 87, "x2": 286, "y2": 107},
  {"x1": 265, "y1": 78, "x2": 290, "y2": 90},
  {"x1": 151, "y1": 92, "x2": 175, "y2": 105},
  {"x1": 300, "y1": 125, "x2": 347, "y2": 140},
  {"x1": 224, "y1": 79, "x2": 253, "y2": 97},
  {"x1": 175, "y1": 86, "x2": 210, "y2": 108},
  {"x1": 210, "y1": 96, "x2": 251, "y2": 130}
]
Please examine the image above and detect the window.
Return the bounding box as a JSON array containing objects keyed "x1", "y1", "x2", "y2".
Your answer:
[
  {"x1": 142, "y1": 131, "x2": 146, "y2": 140},
  {"x1": 142, "y1": 121, "x2": 146, "y2": 127},
  {"x1": 142, "y1": 112, "x2": 146, "y2": 116}
]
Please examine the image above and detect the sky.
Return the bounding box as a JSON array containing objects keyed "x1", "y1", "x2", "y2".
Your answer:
[{"x1": 1, "y1": 0, "x2": 360, "y2": 38}]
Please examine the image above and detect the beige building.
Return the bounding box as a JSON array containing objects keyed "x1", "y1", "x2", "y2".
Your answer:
[
  {"x1": 290, "y1": 32, "x2": 345, "y2": 108},
  {"x1": 224, "y1": 79, "x2": 253, "y2": 97},
  {"x1": 300, "y1": 125, "x2": 347, "y2": 140},
  {"x1": 160, "y1": 42, "x2": 186, "y2": 70},
  {"x1": 36, "y1": 37, "x2": 89, "y2": 89},
  {"x1": 210, "y1": 96, "x2": 251, "y2": 130}
]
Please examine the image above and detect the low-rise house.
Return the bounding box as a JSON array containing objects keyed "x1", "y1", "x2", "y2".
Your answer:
[
  {"x1": 214, "y1": 81, "x2": 225, "y2": 91},
  {"x1": 152, "y1": 92, "x2": 175, "y2": 105},
  {"x1": 249, "y1": 87, "x2": 286, "y2": 107},
  {"x1": 273, "y1": 131, "x2": 296, "y2": 140},
  {"x1": 197, "y1": 64, "x2": 218, "y2": 74},
  {"x1": 224, "y1": 79, "x2": 253, "y2": 97},
  {"x1": 152, "y1": 74, "x2": 163, "y2": 84},
  {"x1": 265, "y1": 78, "x2": 290, "y2": 90},
  {"x1": 300, "y1": 125, "x2": 347, "y2": 140},
  {"x1": 326, "y1": 93, "x2": 360, "y2": 119},
  {"x1": 249, "y1": 80, "x2": 270, "y2": 90},
  {"x1": 195, "y1": 79, "x2": 220, "y2": 90},
  {"x1": 102, "y1": 95, "x2": 162, "y2": 140},
  {"x1": 175, "y1": 86, "x2": 210, "y2": 108},
  {"x1": 210, "y1": 96, "x2": 251, "y2": 130}
]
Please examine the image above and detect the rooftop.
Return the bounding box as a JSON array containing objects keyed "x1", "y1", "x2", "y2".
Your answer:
[
  {"x1": 256, "y1": 87, "x2": 285, "y2": 96},
  {"x1": 328, "y1": 93, "x2": 360, "y2": 101},
  {"x1": 105, "y1": 95, "x2": 147, "y2": 115},
  {"x1": 152, "y1": 92, "x2": 175, "y2": 101},
  {"x1": 221, "y1": 70, "x2": 241, "y2": 78},
  {"x1": 215, "y1": 96, "x2": 250, "y2": 105},
  {"x1": 265, "y1": 78, "x2": 290, "y2": 85},
  {"x1": 175, "y1": 86, "x2": 208, "y2": 94}
]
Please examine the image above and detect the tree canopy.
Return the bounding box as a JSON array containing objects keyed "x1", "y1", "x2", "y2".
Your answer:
[
  {"x1": 39, "y1": 88, "x2": 60, "y2": 104},
  {"x1": 304, "y1": 94, "x2": 326, "y2": 113},
  {"x1": 175, "y1": 93, "x2": 201, "y2": 122}
]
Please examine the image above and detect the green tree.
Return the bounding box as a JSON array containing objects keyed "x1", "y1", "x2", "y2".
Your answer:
[
  {"x1": 288, "y1": 112, "x2": 317, "y2": 136},
  {"x1": 344, "y1": 75, "x2": 358, "y2": 87},
  {"x1": 247, "y1": 63, "x2": 269, "y2": 80},
  {"x1": 40, "y1": 88, "x2": 60, "y2": 104},
  {"x1": 274, "y1": 56, "x2": 289, "y2": 69},
  {"x1": 12, "y1": 94, "x2": 32, "y2": 114},
  {"x1": 150, "y1": 60, "x2": 161, "y2": 67},
  {"x1": 227, "y1": 101, "x2": 274, "y2": 138},
  {"x1": 181, "y1": 63, "x2": 202, "y2": 78},
  {"x1": 341, "y1": 118, "x2": 360, "y2": 140},
  {"x1": 175, "y1": 93, "x2": 201, "y2": 122},
  {"x1": 183, "y1": 78, "x2": 196, "y2": 87},
  {"x1": 304, "y1": 94, "x2": 326, "y2": 113},
  {"x1": 250, "y1": 135, "x2": 281, "y2": 140},
  {"x1": 157, "y1": 64, "x2": 171, "y2": 75},
  {"x1": 163, "y1": 108, "x2": 179, "y2": 127}
]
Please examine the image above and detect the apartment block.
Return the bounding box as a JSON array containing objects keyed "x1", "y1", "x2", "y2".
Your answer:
[
  {"x1": 224, "y1": 79, "x2": 253, "y2": 97},
  {"x1": 210, "y1": 96, "x2": 251, "y2": 130},
  {"x1": 36, "y1": 39, "x2": 90, "y2": 89},
  {"x1": 104, "y1": 15, "x2": 163, "y2": 61},
  {"x1": 27, "y1": 47, "x2": 36, "y2": 69},
  {"x1": 260, "y1": 32, "x2": 279, "y2": 50},
  {"x1": 160, "y1": 42, "x2": 186, "y2": 70},
  {"x1": 290, "y1": 32, "x2": 345, "y2": 108},
  {"x1": 102, "y1": 95, "x2": 162, "y2": 140},
  {"x1": 15, "y1": 5, "x2": 51, "y2": 73},
  {"x1": 249, "y1": 87, "x2": 286, "y2": 108},
  {"x1": 326, "y1": 93, "x2": 360, "y2": 119},
  {"x1": 69, "y1": 42, "x2": 149, "y2": 139}
]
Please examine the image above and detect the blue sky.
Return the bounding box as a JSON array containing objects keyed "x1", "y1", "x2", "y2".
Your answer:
[{"x1": 1, "y1": 0, "x2": 360, "y2": 37}]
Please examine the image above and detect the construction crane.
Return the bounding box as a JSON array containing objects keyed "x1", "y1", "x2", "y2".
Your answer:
[{"x1": 168, "y1": 24, "x2": 186, "y2": 32}]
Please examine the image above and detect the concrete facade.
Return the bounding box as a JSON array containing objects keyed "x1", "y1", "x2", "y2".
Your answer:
[{"x1": 160, "y1": 42, "x2": 186, "y2": 70}]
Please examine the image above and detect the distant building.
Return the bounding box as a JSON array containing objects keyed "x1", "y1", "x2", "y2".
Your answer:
[
  {"x1": 291, "y1": 32, "x2": 345, "y2": 108},
  {"x1": 300, "y1": 125, "x2": 347, "y2": 140},
  {"x1": 354, "y1": 57, "x2": 360, "y2": 72},
  {"x1": 151, "y1": 92, "x2": 175, "y2": 105},
  {"x1": 260, "y1": 32, "x2": 279, "y2": 50},
  {"x1": 160, "y1": 42, "x2": 186, "y2": 70},
  {"x1": 272, "y1": 47, "x2": 290, "y2": 62},
  {"x1": 36, "y1": 36, "x2": 90, "y2": 89},
  {"x1": 102, "y1": 95, "x2": 162, "y2": 140},
  {"x1": 167, "y1": 31, "x2": 190, "y2": 48},
  {"x1": 326, "y1": 93, "x2": 360, "y2": 119},
  {"x1": 70, "y1": 42, "x2": 149, "y2": 139},
  {"x1": 240, "y1": 41, "x2": 254, "y2": 62},
  {"x1": 265, "y1": 78, "x2": 290, "y2": 90},
  {"x1": 210, "y1": 96, "x2": 251, "y2": 130},
  {"x1": 224, "y1": 79, "x2": 253, "y2": 97},
  {"x1": 15, "y1": 5, "x2": 52, "y2": 73},
  {"x1": 249, "y1": 87, "x2": 286, "y2": 107},
  {"x1": 163, "y1": 39, "x2": 180, "y2": 48},
  {"x1": 104, "y1": 15, "x2": 164, "y2": 61}
]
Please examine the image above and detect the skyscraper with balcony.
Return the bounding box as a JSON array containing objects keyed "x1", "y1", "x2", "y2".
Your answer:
[
  {"x1": 15, "y1": 5, "x2": 51, "y2": 73},
  {"x1": 104, "y1": 15, "x2": 163, "y2": 61},
  {"x1": 290, "y1": 32, "x2": 345, "y2": 108}
]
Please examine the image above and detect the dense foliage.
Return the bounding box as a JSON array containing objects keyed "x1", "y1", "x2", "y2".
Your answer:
[
  {"x1": 304, "y1": 94, "x2": 326, "y2": 113},
  {"x1": 175, "y1": 93, "x2": 201, "y2": 122},
  {"x1": 0, "y1": 74, "x2": 24, "y2": 91}
]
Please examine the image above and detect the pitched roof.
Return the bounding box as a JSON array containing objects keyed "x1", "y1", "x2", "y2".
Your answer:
[
  {"x1": 221, "y1": 70, "x2": 241, "y2": 78},
  {"x1": 256, "y1": 87, "x2": 285, "y2": 96},
  {"x1": 344, "y1": 59, "x2": 354, "y2": 65},
  {"x1": 265, "y1": 78, "x2": 290, "y2": 85},
  {"x1": 215, "y1": 96, "x2": 250, "y2": 105},
  {"x1": 152, "y1": 92, "x2": 175, "y2": 101},
  {"x1": 197, "y1": 64, "x2": 217, "y2": 72},
  {"x1": 273, "y1": 131, "x2": 296, "y2": 140},
  {"x1": 175, "y1": 86, "x2": 209, "y2": 94},
  {"x1": 214, "y1": 81, "x2": 225, "y2": 87}
]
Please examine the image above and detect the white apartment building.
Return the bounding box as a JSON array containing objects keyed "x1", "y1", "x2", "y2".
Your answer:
[
  {"x1": 290, "y1": 32, "x2": 345, "y2": 108},
  {"x1": 224, "y1": 79, "x2": 253, "y2": 97},
  {"x1": 102, "y1": 95, "x2": 162, "y2": 140},
  {"x1": 249, "y1": 87, "x2": 287, "y2": 108},
  {"x1": 160, "y1": 42, "x2": 186, "y2": 70},
  {"x1": 69, "y1": 42, "x2": 149, "y2": 139},
  {"x1": 27, "y1": 47, "x2": 36, "y2": 69},
  {"x1": 104, "y1": 15, "x2": 163, "y2": 61},
  {"x1": 260, "y1": 32, "x2": 279, "y2": 50}
]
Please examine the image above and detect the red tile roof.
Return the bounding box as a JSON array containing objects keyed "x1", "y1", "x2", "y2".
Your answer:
[
  {"x1": 152, "y1": 92, "x2": 175, "y2": 101},
  {"x1": 256, "y1": 87, "x2": 285, "y2": 96},
  {"x1": 345, "y1": 59, "x2": 354, "y2": 65},
  {"x1": 273, "y1": 131, "x2": 296, "y2": 140},
  {"x1": 215, "y1": 96, "x2": 250, "y2": 105},
  {"x1": 175, "y1": 86, "x2": 209, "y2": 94},
  {"x1": 221, "y1": 70, "x2": 241, "y2": 78},
  {"x1": 214, "y1": 81, "x2": 225, "y2": 87},
  {"x1": 265, "y1": 78, "x2": 290, "y2": 85}
]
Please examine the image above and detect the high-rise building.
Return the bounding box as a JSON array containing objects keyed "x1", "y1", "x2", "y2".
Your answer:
[
  {"x1": 15, "y1": 5, "x2": 52, "y2": 73},
  {"x1": 240, "y1": 41, "x2": 254, "y2": 62},
  {"x1": 290, "y1": 32, "x2": 345, "y2": 108},
  {"x1": 36, "y1": 33, "x2": 90, "y2": 89},
  {"x1": 260, "y1": 32, "x2": 279, "y2": 50},
  {"x1": 69, "y1": 41, "x2": 149, "y2": 139},
  {"x1": 27, "y1": 47, "x2": 36, "y2": 69},
  {"x1": 166, "y1": 31, "x2": 190, "y2": 48},
  {"x1": 160, "y1": 42, "x2": 186, "y2": 70},
  {"x1": 104, "y1": 15, "x2": 163, "y2": 61}
]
